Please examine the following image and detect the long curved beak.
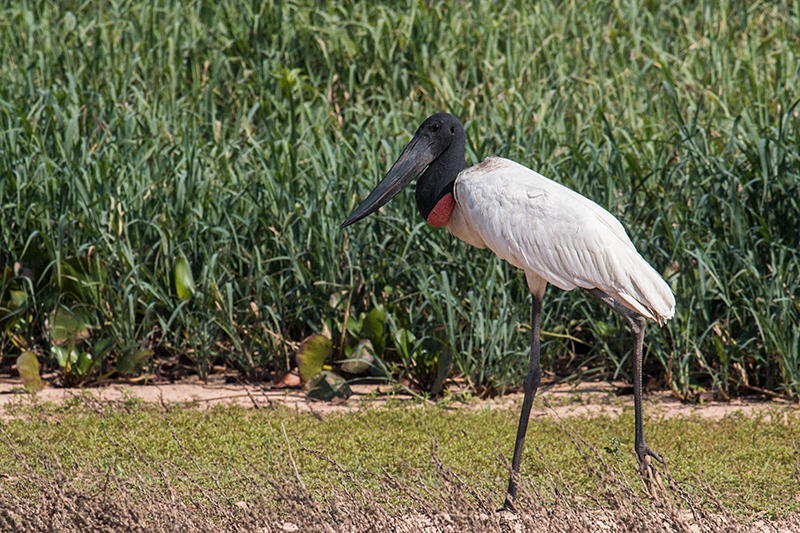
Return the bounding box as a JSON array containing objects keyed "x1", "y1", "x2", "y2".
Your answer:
[{"x1": 341, "y1": 133, "x2": 435, "y2": 229}]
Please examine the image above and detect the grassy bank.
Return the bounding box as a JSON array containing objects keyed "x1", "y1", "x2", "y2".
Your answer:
[
  {"x1": 1, "y1": 397, "x2": 799, "y2": 530},
  {"x1": 0, "y1": 0, "x2": 798, "y2": 396}
]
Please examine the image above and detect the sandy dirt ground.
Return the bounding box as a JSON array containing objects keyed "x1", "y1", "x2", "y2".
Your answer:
[{"x1": 1, "y1": 375, "x2": 796, "y2": 422}]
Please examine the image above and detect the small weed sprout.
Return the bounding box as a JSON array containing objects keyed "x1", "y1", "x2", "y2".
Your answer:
[{"x1": 603, "y1": 437, "x2": 629, "y2": 462}]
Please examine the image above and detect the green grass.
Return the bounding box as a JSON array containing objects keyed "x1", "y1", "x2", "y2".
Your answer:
[
  {"x1": 0, "y1": 0, "x2": 799, "y2": 396},
  {"x1": 1, "y1": 397, "x2": 799, "y2": 519}
]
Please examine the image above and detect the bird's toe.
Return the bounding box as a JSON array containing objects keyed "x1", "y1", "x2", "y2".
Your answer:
[{"x1": 636, "y1": 443, "x2": 664, "y2": 468}]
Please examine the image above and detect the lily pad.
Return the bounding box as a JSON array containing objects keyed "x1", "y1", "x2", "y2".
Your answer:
[
  {"x1": 48, "y1": 307, "x2": 90, "y2": 345},
  {"x1": 52, "y1": 345, "x2": 72, "y2": 368},
  {"x1": 93, "y1": 336, "x2": 115, "y2": 360},
  {"x1": 17, "y1": 351, "x2": 43, "y2": 393},
  {"x1": 296, "y1": 334, "x2": 333, "y2": 383},
  {"x1": 116, "y1": 348, "x2": 153, "y2": 375},
  {"x1": 341, "y1": 339, "x2": 375, "y2": 375},
  {"x1": 306, "y1": 371, "x2": 352, "y2": 401},
  {"x1": 10, "y1": 290, "x2": 27, "y2": 309},
  {"x1": 361, "y1": 307, "x2": 386, "y2": 355},
  {"x1": 75, "y1": 350, "x2": 95, "y2": 376}
]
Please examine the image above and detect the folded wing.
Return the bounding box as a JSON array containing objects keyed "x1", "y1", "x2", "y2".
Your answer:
[{"x1": 452, "y1": 157, "x2": 675, "y2": 324}]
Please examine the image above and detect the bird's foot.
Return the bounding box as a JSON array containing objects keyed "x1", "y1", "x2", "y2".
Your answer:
[
  {"x1": 635, "y1": 443, "x2": 664, "y2": 471},
  {"x1": 499, "y1": 493, "x2": 517, "y2": 514},
  {"x1": 636, "y1": 444, "x2": 665, "y2": 496},
  {"x1": 502, "y1": 472, "x2": 521, "y2": 513}
]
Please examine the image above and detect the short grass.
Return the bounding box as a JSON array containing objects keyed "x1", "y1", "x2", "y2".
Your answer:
[
  {"x1": 1, "y1": 396, "x2": 799, "y2": 524},
  {"x1": 1, "y1": 0, "x2": 799, "y2": 398}
]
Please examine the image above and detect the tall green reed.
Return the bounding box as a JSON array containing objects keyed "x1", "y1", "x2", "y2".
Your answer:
[{"x1": 0, "y1": 0, "x2": 797, "y2": 396}]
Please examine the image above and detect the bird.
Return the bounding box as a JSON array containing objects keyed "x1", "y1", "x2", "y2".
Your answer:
[{"x1": 340, "y1": 112, "x2": 675, "y2": 510}]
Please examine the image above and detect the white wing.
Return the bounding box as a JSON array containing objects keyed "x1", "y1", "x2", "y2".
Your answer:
[{"x1": 447, "y1": 157, "x2": 675, "y2": 324}]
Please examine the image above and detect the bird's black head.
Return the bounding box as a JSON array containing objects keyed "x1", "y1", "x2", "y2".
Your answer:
[
  {"x1": 415, "y1": 112, "x2": 463, "y2": 154},
  {"x1": 341, "y1": 113, "x2": 466, "y2": 229}
]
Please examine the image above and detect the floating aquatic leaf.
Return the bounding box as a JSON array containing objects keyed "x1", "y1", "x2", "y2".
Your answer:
[
  {"x1": 116, "y1": 349, "x2": 152, "y2": 375},
  {"x1": 361, "y1": 307, "x2": 386, "y2": 355},
  {"x1": 52, "y1": 345, "x2": 70, "y2": 367},
  {"x1": 345, "y1": 315, "x2": 362, "y2": 337},
  {"x1": 341, "y1": 339, "x2": 375, "y2": 374},
  {"x1": 48, "y1": 307, "x2": 89, "y2": 345},
  {"x1": 75, "y1": 351, "x2": 94, "y2": 376},
  {"x1": 10, "y1": 290, "x2": 27, "y2": 308},
  {"x1": 93, "y1": 336, "x2": 115, "y2": 360},
  {"x1": 328, "y1": 291, "x2": 347, "y2": 310},
  {"x1": 296, "y1": 334, "x2": 332, "y2": 383},
  {"x1": 17, "y1": 351, "x2": 43, "y2": 393}
]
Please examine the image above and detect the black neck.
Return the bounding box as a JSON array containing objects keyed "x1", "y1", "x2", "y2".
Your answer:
[{"x1": 415, "y1": 129, "x2": 467, "y2": 220}]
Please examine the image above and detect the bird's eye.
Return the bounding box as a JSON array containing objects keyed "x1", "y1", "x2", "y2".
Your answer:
[
  {"x1": 450, "y1": 126, "x2": 455, "y2": 134},
  {"x1": 431, "y1": 123, "x2": 440, "y2": 132}
]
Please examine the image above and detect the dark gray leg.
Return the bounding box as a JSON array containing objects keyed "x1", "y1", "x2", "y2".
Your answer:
[
  {"x1": 584, "y1": 288, "x2": 663, "y2": 474},
  {"x1": 503, "y1": 292, "x2": 542, "y2": 510}
]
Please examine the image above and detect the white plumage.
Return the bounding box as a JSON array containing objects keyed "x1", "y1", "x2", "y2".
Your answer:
[
  {"x1": 446, "y1": 157, "x2": 675, "y2": 325},
  {"x1": 341, "y1": 113, "x2": 674, "y2": 509}
]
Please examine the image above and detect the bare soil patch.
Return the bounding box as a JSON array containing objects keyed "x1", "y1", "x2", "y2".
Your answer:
[{"x1": 1, "y1": 376, "x2": 794, "y2": 421}]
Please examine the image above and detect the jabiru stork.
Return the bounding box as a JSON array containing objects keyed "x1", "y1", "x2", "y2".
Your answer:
[{"x1": 340, "y1": 113, "x2": 675, "y2": 509}]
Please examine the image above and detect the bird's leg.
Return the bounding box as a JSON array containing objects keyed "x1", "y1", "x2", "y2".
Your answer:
[
  {"x1": 503, "y1": 291, "x2": 542, "y2": 511},
  {"x1": 584, "y1": 289, "x2": 664, "y2": 477}
]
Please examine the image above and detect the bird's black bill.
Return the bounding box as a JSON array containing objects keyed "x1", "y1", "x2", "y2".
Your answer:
[{"x1": 340, "y1": 134, "x2": 435, "y2": 229}]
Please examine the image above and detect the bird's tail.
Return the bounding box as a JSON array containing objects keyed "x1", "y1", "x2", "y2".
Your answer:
[{"x1": 616, "y1": 259, "x2": 675, "y2": 326}]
